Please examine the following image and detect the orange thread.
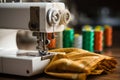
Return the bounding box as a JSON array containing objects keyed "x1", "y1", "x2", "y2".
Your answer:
[
  {"x1": 104, "y1": 27, "x2": 112, "y2": 47},
  {"x1": 47, "y1": 33, "x2": 56, "y2": 49},
  {"x1": 94, "y1": 31, "x2": 103, "y2": 52}
]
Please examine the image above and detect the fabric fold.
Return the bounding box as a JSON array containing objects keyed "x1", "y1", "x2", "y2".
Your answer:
[{"x1": 45, "y1": 48, "x2": 117, "y2": 80}]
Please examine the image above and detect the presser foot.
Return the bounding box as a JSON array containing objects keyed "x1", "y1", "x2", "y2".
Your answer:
[
  {"x1": 38, "y1": 50, "x2": 55, "y2": 60},
  {"x1": 40, "y1": 52, "x2": 55, "y2": 60}
]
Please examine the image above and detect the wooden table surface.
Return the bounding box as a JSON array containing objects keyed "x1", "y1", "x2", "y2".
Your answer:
[{"x1": 0, "y1": 47, "x2": 120, "y2": 80}]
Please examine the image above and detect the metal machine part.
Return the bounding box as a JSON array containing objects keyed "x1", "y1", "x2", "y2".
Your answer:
[
  {"x1": 0, "y1": 2, "x2": 71, "y2": 55},
  {"x1": 29, "y1": 6, "x2": 60, "y2": 55},
  {"x1": 28, "y1": 3, "x2": 70, "y2": 55}
]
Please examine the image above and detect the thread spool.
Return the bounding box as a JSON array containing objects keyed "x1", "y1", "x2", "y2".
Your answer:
[
  {"x1": 104, "y1": 25, "x2": 112, "y2": 47},
  {"x1": 82, "y1": 25, "x2": 94, "y2": 52},
  {"x1": 47, "y1": 33, "x2": 56, "y2": 49},
  {"x1": 74, "y1": 34, "x2": 82, "y2": 48},
  {"x1": 94, "y1": 30, "x2": 103, "y2": 53},
  {"x1": 95, "y1": 25, "x2": 104, "y2": 31},
  {"x1": 95, "y1": 25, "x2": 105, "y2": 48},
  {"x1": 63, "y1": 27, "x2": 74, "y2": 48},
  {"x1": 56, "y1": 32, "x2": 63, "y2": 48}
]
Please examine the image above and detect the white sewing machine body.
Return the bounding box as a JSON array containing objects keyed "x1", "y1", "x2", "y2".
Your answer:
[
  {"x1": 0, "y1": 49, "x2": 50, "y2": 76},
  {"x1": 0, "y1": 2, "x2": 70, "y2": 76},
  {"x1": 0, "y1": 2, "x2": 65, "y2": 32}
]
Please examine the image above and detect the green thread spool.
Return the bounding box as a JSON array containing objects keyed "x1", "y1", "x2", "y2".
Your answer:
[
  {"x1": 82, "y1": 25, "x2": 94, "y2": 52},
  {"x1": 63, "y1": 27, "x2": 74, "y2": 48}
]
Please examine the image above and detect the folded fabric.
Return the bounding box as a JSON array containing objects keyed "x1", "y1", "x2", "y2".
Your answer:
[{"x1": 45, "y1": 48, "x2": 117, "y2": 80}]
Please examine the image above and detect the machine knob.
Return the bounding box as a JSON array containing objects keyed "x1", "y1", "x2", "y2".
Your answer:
[
  {"x1": 59, "y1": 9, "x2": 71, "y2": 25},
  {"x1": 47, "y1": 8, "x2": 60, "y2": 26}
]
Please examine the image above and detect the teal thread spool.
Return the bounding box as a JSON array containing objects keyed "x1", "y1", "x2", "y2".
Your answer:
[
  {"x1": 63, "y1": 27, "x2": 74, "y2": 48},
  {"x1": 82, "y1": 25, "x2": 94, "y2": 52}
]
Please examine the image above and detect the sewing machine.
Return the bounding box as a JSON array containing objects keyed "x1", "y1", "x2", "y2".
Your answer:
[{"x1": 0, "y1": 2, "x2": 70, "y2": 76}]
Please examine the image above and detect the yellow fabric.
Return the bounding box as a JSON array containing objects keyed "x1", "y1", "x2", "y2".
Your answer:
[{"x1": 45, "y1": 48, "x2": 117, "y2": 80}]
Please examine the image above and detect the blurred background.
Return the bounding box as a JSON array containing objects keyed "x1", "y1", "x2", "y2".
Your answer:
[{"x1": 65, "y1": 0, "x2": 120, "y2": 48}]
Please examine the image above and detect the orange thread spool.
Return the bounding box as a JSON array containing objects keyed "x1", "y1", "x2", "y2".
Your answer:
[
  {"x1": 47, "y1": 33, "x2": 56, "y2": 49},
  {"x1": 94, "y1": 31, "x2": 103, "y2": 52},
  {"x1": 104, "y1": 26, "x2": 112, "y2": 47}
]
